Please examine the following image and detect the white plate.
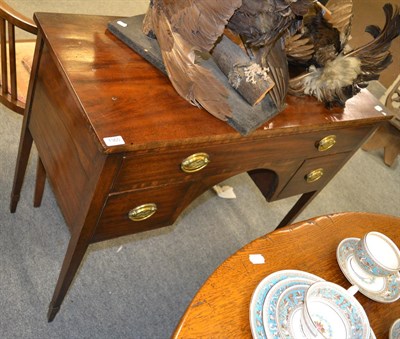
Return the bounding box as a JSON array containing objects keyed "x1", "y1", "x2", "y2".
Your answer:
[
  {"x1": 249, "y1": 270, "x2": 323, "y2": 339},
  {"x1": 389, "y1": 318, "x2": 400, "y2": 339},
  {"x1": 336, "y1": 238, "x2": 400, "y2": 302},
  {"x1": 276, "y1": 284, "x2": 309, "y2": 338}
]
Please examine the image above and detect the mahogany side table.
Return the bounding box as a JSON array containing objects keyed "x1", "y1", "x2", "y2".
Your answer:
[{"x1": 10, "y1": 13, "x2": 390, "y2": 321}]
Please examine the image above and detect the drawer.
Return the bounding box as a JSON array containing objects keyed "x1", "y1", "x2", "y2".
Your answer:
[
  {"x1": 93, "y1": 182, "x2": 191, "y2": 242},
  {"x1": 278, "y1": 152, "x2": 352, "y2": 199},
  {"x1": 112, "y1": 126, "x2": 374, "y2": 192}
]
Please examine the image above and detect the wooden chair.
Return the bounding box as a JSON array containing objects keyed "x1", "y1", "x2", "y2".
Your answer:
[
  {"x1": 0, "y1": 0, "x2": 46, "y2": 210},
  {"x1": 362, "y1": 76, "x2": 400, "y2": 167}
]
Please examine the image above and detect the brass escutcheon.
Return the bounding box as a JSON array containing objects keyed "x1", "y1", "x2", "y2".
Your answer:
[
  {"x1": 128, "y1": 203, "x2": 157, "y2": 221},
  {"x1": 316, "y1": 135, "x2": 336, "y2": 152},
  {"x1": 305, "y1": 168, "x2": 324, "y2": 183},
  {"x1": 181, "y1": 152, "x2": 210, "y2": 173}
]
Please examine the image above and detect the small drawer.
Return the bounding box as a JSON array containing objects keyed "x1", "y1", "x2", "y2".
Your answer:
[
  {"x1": 112, "y1": 149, "x2": 213, "y2": 191},
  {"x1": 278, "y1": 152, "x2": 352, "y2": 199},
  {"x1": 93, "y1": 182, "x2": 191, "y2": 242},
  {"x1": 112, "y1": 125, "x2": 373, "y2": 192}
]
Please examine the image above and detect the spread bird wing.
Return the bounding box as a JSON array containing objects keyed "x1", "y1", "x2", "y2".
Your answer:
[
  {"x1": 285, "y1": 33, "x2": 314, "y2": 63},
  {"x1": 289, "y1": 4, "x2": 400, "y2": 105},
  {"x1": 325, "y1": 0, "x2": 353, "y2": 46},
  {"x1": 163, "y1": 0, "x2": 242, "y2": 51},
  {"x1": 228, "y1": 0, "x2": 313, "y2": 48},
  {"x1": 150, "y1": 0, "x2": 242, "y2": 120},
  {"x1": 344, "y1": 3, "x2": 400, "y2": 84},
  {"x1": 285, "y1": 0, "x2": 352, "y2": 62}
]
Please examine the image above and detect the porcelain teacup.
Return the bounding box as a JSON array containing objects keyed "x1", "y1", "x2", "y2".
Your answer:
[
  {"x1": 355, "y1": 231, "x2": 400, "y2": 277},
  {"x1": 301, "y1": 281, "x2": 370, "y2": 339}
]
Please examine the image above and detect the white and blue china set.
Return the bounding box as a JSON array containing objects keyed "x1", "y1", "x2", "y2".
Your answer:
[
  {"x1": 389, "y1": 318, "x2": 400, "y2": 339},
  {"x1": 249, "y1": 232, "x2": 400, "y2": 338}
]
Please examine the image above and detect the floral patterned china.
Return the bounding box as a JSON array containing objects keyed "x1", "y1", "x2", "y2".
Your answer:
[
  {"x1": 275, "y1": 284, "x2": 309, "y2": 338},
  {"x1": 262, "y1": 278, "x2": 318, "y2": 338},
  {"x1": 337, "y1": 238, "x2": 400, "y2": 302},
  {"x1": 249, "y1": 270, "x2": 323, "y2": 339},
  {"x1": 389, "y1": 318, "x2": 400, "y2": 339},
  {"x1": 301, "y1": 281, "x2": 371, "y2": 339},
  {"x1": 355, "y1": 231, "x2": 400, "y2": 276}
]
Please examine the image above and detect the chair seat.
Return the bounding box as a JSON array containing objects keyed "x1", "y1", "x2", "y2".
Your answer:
[{"x1": 0, "y1": 40, "x2": 35, "y2": 103}]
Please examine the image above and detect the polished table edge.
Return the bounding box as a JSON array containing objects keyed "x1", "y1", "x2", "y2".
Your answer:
[{"x1": 32, "y1": 12, "x2": 391, "y2": 155}]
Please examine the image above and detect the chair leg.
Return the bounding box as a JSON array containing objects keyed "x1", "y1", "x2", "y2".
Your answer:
[
  {"x1": 33, "y1": 156, "x2": 46, "y2": 207},
  {"x1": 361, "y1": 125, "x2": 387, "y2": 151}
]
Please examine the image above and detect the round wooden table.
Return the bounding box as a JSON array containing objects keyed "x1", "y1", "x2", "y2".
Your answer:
[{"x1": 173, "y1": 212, "x2": 400, "y2": 338}]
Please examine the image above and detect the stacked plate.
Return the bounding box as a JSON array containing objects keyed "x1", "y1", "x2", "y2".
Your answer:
[
  {"x1": 249, "y1": 270, "x2": 323, "y2": 339},
  {"x1": 389, "y1": 319, "x2": 400, "y2": 339},
  {"x1": 249, "y1": 269, "x2": 374, "y2": 339},
  {"x1": 250, "y1": 230, "x2": 400, "y2": 338}
]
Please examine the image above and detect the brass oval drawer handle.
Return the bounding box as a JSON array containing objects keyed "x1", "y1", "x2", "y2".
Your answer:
[
  {"x1": 316, "y1": 135, "x2": 336, "y2": 152},
  {"x1": 181, "y1": 152, "x2": 210, "y2": 173},
  {"x1": 305, "y1": 168, "x2": 324, "y2": 183},
  {"x1": 128, "y1": 203, "x2": 157, "y2": 221}
]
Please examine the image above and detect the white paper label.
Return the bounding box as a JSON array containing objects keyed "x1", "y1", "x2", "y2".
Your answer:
[
  {"x1": 117, "y1": 20, "x2": 128, "y2": 28},
  {"x1": 249, "y1": 254, "x2": 265, "y2": 265},
  {"x1": 103, "y1": 136, "x2": 125, "y2": 146}
]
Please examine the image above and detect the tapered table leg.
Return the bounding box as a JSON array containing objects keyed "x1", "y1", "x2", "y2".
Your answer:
[
  {"x1": 47, "y1": 233, "x2": 90, "y2": 322},
  {"x1": 277, "y1": 191, "x2": 318, "y2": 228},
  {"x1": 10, "y1": 130, "x2": 34, "y2": 213},
  {"x1": 33, "y1": 157, "x2": 46, "y2": 207}
]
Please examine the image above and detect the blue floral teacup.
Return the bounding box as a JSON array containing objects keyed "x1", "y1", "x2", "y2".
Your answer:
[{"x1": 355, "y1": 231, "x2": 400, "y2": 277}]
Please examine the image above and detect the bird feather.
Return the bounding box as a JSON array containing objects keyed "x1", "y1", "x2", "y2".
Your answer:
[
  {"x1": 150, "y1": 0, "x2": 244, "y2": 120},
  {"x1": 326, "y1": 0, "x2": 353, "y2": 46},
  {"x1": 289, "y1": 3, "x2": 400, "y2": 105},
  {"x1": 345, "y1": 3, "x2": 400, "y2": 83},
  {"x1": 163, "y1": 0, "x2": 242, "y2": 51}
]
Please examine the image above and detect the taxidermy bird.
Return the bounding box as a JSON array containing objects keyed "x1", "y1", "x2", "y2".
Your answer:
[
  {"x1": 287, "y1": 0, "x2": 400, "y2": 106},
  {"x1": 226, "y1": 0, "x2": 314, "y2": 110},
  {"x1": 142, "y1": 0, "x2": 314, "y2": 121}
]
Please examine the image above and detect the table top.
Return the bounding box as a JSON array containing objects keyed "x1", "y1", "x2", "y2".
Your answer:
[
  {"x1": 173, "y1": 212, "x2": 400, "y2": 338},
  {"x1": 34, "y1": 13, "x2": 389, "y2": 154}
]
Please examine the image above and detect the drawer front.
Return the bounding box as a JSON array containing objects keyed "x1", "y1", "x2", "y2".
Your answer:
[
  {"x1": 94, "y1": 182, "x2": 191, "y2": 242},
  {"x1": 112, "y1": 126, "x2": 373, "y2": 192},
  {"x1": 278, "y1": 152, "x2": 352, "y2": 199}
]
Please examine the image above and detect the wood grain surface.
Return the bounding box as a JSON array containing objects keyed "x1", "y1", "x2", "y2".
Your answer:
[{"x1": 33, "y1": 13, "x2": 391, "y2": 154}]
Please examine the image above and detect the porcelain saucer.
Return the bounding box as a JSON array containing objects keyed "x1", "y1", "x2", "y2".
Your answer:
[
  {"x1": 273, "y1": 282, "x2": 377, "y2": 339},
  {"x1": 263, "y1": 278, "x2": 318, "y2": 338},
  {"x1": 336, "y1": 238, "x2": 400, "y2": 303},
  {"x1": 302, "y1": 281, "x2": 371, "y2": 338},
  {"x1": 249, "y1": 270, "x2": 323, "y2": 339},
  {"x1": 275, "y1": 284, "x2": 309, "y2": 338}
]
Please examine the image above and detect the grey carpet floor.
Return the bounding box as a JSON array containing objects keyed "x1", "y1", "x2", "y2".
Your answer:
[{"x1": 1, "y1": 1, "x2": 400, "y2": 338}]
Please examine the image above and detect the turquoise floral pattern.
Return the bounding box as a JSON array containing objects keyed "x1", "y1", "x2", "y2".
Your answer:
[
  {"x1": 310, "y1": 285, "x2": 367, "y2": 338},
  {"x1": 355, "y1": 241, "x2": 390, "y2": 276},
  {"x1": 250, "y1": 270, "x2": 323, "y2": 339},
  {"x1": 337, "y1": 238, "x2": 400, "y2": 303}
]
